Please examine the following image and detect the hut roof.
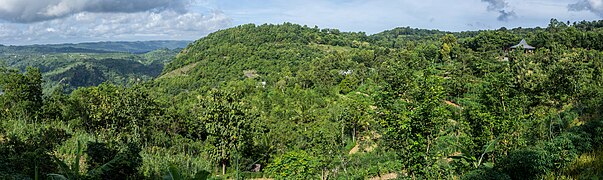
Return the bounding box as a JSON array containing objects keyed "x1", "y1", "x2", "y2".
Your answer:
[{"x1": 511, "y1": 39, "x2": 535, "y2": 50}]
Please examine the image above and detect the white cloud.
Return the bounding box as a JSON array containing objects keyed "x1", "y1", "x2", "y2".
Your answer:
[
  {"x1": 0, "y1": 10, "x2": 231, "y2": 45},
  {"x1": 0, "y1": 0, "x2": 190, "y2": 23}
]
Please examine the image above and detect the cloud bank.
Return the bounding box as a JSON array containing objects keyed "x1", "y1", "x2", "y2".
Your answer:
[
  {"x1": 0, "y1": 10, "x2": 230, "y2": 44},
  {"x1": 481, "y1": 0, "x2": 516, "y2": 22},
  {"x1": 568, "y1": 0, "x2": 603, "y2": 17},
  {"x1": 0, "y1": 0, "x2": 232, "y2": 44},
  {"x1": 0, "y1": 0, "x2": 191, "y2": 23}
]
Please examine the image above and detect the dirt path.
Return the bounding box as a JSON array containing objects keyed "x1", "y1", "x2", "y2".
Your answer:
[{"x1": 368, "y1": 173, "x2": 398, "y2": 180}]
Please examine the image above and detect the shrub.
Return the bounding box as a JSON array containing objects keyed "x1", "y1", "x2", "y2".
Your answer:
[
  {"x1": 497, "y1": 148, "x2": 552, "y2": 180},
  {"x1": 0, "y1": 127, "x2": 70, "y2": 178},
  {"x1": 540, "y1": 133, "x2": 579, "y2": 170},
  {"x1": 580, "y1": 119, "x2": 603, "y2": 149},
  {"x1": 461, "y1": 167, "x2": 510, "y2": 180},
  {"x1": 264, "y1": 150, "x2": 319, "y2": 179}
]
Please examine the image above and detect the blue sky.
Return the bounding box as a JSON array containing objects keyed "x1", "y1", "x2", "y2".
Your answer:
[{"x1": 0, "y1": 0, "x2": 601, "y2": 45}]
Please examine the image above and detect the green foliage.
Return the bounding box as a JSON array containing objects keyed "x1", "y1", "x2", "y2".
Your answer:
[
  {"x1": 379, "y1": 69, "x2": 452, "y2": 175},
  {"x1": 139, "y1": 143, "x2": 213, "y2": 179},
  {"x1": 0, "y1": 66, "x2": 43, "y2": 121},
  {"x1": 461, "y1": 167, "x2": 510, "y2": 180},
  {"x1": 198, "y1": 89, "x2": 255, "y2": 174},
  {"x1": 166, "y1": 165, "x2": 184, "y2": 180},
  {"x1": 49, "y1": 140, "x2": 144, "y2": 179},
  {"x1": 562, "y1": 149, "x2": 603, "y2": 179},
  {"x1": 0, "y1": 127, "x2": 71, "y2": 179},
  {"x1": 50, "y1": 141, "x2": 83, "y2": 180},
  {"x1": 163, "y1": 165, "x2": 211, "y2": 180},
  {"x1": 70, "y1": 83, "x2": 162, "y2": 142},
  {"x1": 86, "y1": 143, "x2": 143, "y2": 179},
  {"x1": 340, "y1": 150, "x2": 402, "y2": 178},
  {"x1": 265, "y1": 150, "x2": 319, "y2": 179},
  {"x1": 464, "y1": 30, "x2": 519, "y2": 52},
  {"x1": 497, "y1": 148, "x2": 552, "y2": 180},
  {"x1": 86, "y1": 141, "x2": 119, "y2": 170},
  {"x1": 540, "y1": 133, "x2": 579, "y2": 170}
]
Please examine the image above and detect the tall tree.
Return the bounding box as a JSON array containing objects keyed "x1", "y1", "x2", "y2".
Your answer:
[
  {"x1": 198, "y1": 89, "x2": 254, "y2": 175},
  {"x1": 0, "y1": 66, "x2": 43, "y2": 122}
]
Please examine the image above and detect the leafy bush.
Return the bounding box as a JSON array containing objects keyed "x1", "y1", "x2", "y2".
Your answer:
[
  {"x1": 461, "y1": 167, "x2": 510, "y2": 180},
  {"x1": 580, "y1": 119, "x2": 603, "y2": 149},
  {"x1": 340, "y1": 150, "x2": 402, "y2": 178},
  {"x1": 49, "y1": 141, "x2": 144, "y2": 180},
  {"x1": 88, "y1": 143, "x2": 143, "y2": 179},
  {"x1": 86, "y1": 141, "x2": 119, "y2": 169},
  {"x1": 0, "y1": 127, "x2": 70, "y2": 178},
  {"x1": 497, "y1": 148, "x2": 552, "y2": 180},
  {"x1": 265, "y1": 150, "x2": 319, "y2": 179},
  {"x1": 540, "y1": 133, "x2": 579, "y2": 170}
]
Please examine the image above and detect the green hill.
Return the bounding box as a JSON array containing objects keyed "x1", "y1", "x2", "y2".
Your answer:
[
  {"x1": 160, "y1": 23, "x2": 370, "y2": 92},
  {"x1": 152, "y1": 21, "x2": 603, "y2": 178}
]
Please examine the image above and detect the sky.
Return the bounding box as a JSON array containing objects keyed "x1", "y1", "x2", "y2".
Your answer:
[{"x1": 0, "y1": 0, "x2": 601, "y2": 45}]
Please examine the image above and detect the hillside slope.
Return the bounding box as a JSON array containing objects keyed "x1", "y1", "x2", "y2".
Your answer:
[
  {"x1": 159, "y1": 23, "x2": 371, "y2": 92},
  {"x1": 152, "y1": 21, "x2": 603, "y2": 178}
]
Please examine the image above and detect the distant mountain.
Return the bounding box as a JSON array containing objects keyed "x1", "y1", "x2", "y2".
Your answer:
[
  {"x1": 0, "y1": 40, "x2": 191, "y2": 54},
  {"x1": 0, "y1": 41, "x2": 184, "y2": 92},
  {"x1": 0, "y1": 45, "x2": 114, "y2": 54},
  {"x1": 42, "y1": 40, "x2": 192, "y2": 53}
]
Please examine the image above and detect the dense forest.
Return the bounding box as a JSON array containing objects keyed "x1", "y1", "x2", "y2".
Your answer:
[{"x1": 1, "y1": 19, "x2": 603, "y2": 179}]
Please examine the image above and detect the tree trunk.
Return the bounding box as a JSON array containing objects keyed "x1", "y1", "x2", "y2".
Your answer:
[
  {"x1": 322, "y1": 169, "x2": 325, "y2": 180},
  {"x1": 341, "y1": 125, "x2": 345, "y2": 145},
  {"x1": 501, "y1": 95, "x2": 506, "y2": 112},
  {"x1": 352, "y1": 127, "x2": 356, "y2": 142},
  {"x1": 222, "y1": 160, "x2": 226, "y2": 175}
]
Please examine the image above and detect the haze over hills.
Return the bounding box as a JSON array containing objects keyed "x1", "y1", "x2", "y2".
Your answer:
[{"x1": 0, "y1": 40, "x2": 191, "y2": 54}]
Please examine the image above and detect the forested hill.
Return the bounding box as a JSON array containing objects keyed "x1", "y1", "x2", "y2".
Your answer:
[
  {"x1": 160, "y1": 19, "x2": 603, "y2": 91},
  {"x1": 2, "y1": 19, "x2": 603, "y2": 179},
  {"x1": 149, "y1": 20, "x2": 603, "y2": 178},
  {"x1": 160, "y1": 23, "x2": 369, "y2": 91}
]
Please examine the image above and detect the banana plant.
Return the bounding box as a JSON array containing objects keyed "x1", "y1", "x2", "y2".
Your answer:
[
  {"x1": 47, "y1": 141, "x2": 82, "y2": 180},
  {"x1": 448, "y1": 137, "x2": 500, "y2": 169},
  {"x1": 47, "y1": 140, "x2": 129, "y2": 180},
  {"x1": 163, "y1": 165, "x2": 210, "y2": 180},
  {"x1": 163, "y1": 165, "x2": 183, "y2": 180}
]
